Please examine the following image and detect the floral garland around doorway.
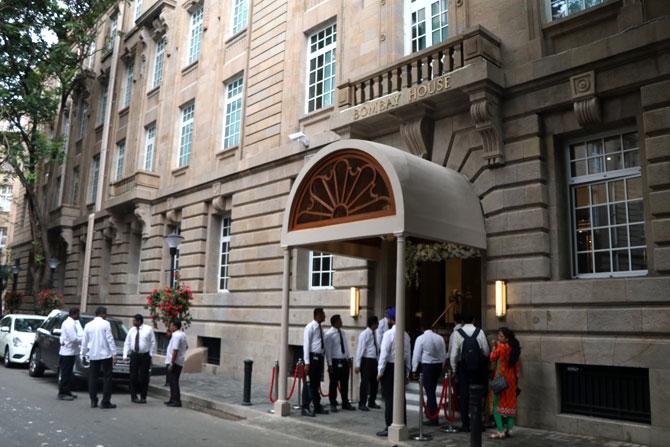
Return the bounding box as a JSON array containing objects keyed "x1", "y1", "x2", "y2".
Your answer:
[{"x1": 405, "y1": 240, "x2": 481, "y2": 288}]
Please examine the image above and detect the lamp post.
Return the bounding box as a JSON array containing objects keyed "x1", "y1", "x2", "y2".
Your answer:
[
  {"x1": 11, "y1": 264, "x2": 18, "y2": 294},
  {"x1": 164, "y1": 232, "x2": 183, "y2": 288},
  {"x1": 47, "y1": 257, "x2": 60, "y2": 289},
  {"x1": 0, "y1": 265, "x2": 9, "y2": 316}
]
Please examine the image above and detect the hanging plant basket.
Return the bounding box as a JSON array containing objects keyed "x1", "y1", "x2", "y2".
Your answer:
[
  {"x1": 405, "y1": 240, "x2": 482, "y2": 288},
  {"x1": 36, "y1": 289, "x2": 64, "y2": 315},
  {"x1": 145, "y1": 285, "x2": 193, "y2": 330}
]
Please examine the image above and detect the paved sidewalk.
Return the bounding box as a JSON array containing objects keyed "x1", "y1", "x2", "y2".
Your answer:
[{"x1": 148, "y1": 373, "x2": 647, "y2": 447}]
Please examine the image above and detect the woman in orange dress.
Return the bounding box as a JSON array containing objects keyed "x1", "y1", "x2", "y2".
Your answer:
[{"x1": 489, "y1": 327, "x2": 521, "y2": 439}]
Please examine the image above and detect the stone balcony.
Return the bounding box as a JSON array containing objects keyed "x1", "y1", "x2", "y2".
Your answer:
[
  {"x1": 105, "y1": 170, "x2": 160, "y2": 209},
  {"x1": 332, "y1": 26, "x2": 505, "y2": 166}
]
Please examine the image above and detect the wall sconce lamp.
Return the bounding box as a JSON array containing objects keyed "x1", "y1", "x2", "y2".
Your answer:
[
  {"x1": 349, "y1": 287, "x2": 360, "y2": 319},
  {"x1": 495, "y1": 280, "x2": 507, "y2": 318}
]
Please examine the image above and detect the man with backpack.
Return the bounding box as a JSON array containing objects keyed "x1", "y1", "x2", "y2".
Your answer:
[{"x1": 449, "y1": 314, "x2": 490, "y2": 432}]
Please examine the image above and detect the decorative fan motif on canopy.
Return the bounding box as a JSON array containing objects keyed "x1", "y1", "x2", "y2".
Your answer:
[{"x1": 289, "y1": 150, "x2": 396, "y2": 231}]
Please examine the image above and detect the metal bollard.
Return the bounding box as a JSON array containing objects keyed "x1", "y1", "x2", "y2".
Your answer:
[
  {"x1": 411, "y1": 373, "x2": 433, "y2": 441},
  {"x1": 268, "y1": 360, "x2": 280, "y2": 414},
  {"x1": 242, "y1": 359, "x2": 253, "y2": 406},
  {"x1": 292, "y1": 359, "x2": 303, "y2": 410},
  {"x1": 469, "y1": 384, "x2": 483, "y2": 447},
  {"x1": 440, "y1": 371, "x2": 459, "y2": 433}
]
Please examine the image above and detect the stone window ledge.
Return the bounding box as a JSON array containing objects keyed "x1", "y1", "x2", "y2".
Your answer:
[
  {"x1": 181, "y1": 61, "x2": 199, "y2": 76},
  {"x1": 542, "y1": 0, "x2": 621, "y2": 34}
]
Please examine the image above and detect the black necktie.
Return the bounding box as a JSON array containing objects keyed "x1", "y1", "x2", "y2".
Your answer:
[
  {"x1": 338, "y1": 328, "x2": 345, "y2": 355},
  {"x1": 372, "y1": 330, "x2": 378, "y2": 356},
  {"x1": 134, "y1": 327, "x2": 140, "y2": 352},
  {"x1": 318, "y1": 323, "x2": 324, "y2": 352}
]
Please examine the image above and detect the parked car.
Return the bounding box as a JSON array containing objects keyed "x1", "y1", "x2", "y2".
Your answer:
[
  {"x1": 0, "y1": 314, "x2": 47, "y2": 367},
  {"x1": 29, "y1": 310, "x2": 166, "y2": 382}
]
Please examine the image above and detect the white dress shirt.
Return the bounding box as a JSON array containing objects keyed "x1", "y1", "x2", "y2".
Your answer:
[
  {"x1": 303, "y1": 320, "x2": 325, "y2": 365},
  {"x1": 447, "y1": 323, "x2": 463, "y2": 358},
  {"x1": 449, "y1": 324, "x2": 490, "y2": 373},
  {"x1": 376, "y1": 317, "x2": 389, "y2": 347},
  {"x1": 378, "y1": 326, "x2": 411, "y2": 376},
  {"x1": 59, "y1": 317, "x2": 83, "y2": 356},
  {"x1": 123, "y1": 324, "x2": 157, "y2": 359},
  {"x1": 354, "y1": 327, "x2": 379, "y2": 368},
  {"x1": 80, "y1": 317, "x2": 116, "y2": 361},
  {"x1": 412, "y1": 329, "x2": 447, "y2": 372},
  {"x1": 324, "y1": 327, "x2": 351, "y2": 366},
  {"x1": 165, "y1": 330, "x2": 188, "y2": 366}
]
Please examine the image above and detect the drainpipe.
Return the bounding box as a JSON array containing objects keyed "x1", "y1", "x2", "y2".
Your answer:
[{"x1": 80, "y1": 1, "x2": 125, "y2": 313}]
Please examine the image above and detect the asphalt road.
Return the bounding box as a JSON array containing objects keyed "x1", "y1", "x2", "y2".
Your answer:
[{"x1": 0, "y1": 365, "x2": 320, "y2": 447}]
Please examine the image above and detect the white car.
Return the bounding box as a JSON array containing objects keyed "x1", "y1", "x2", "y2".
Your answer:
[{"x1": 0, "y1": 314, "x2": 47, "y2": 367}]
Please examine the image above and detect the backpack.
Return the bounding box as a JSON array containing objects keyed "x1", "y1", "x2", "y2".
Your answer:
[{"x1": 458, "y1": 328, "x2": 483, "y2": 372}]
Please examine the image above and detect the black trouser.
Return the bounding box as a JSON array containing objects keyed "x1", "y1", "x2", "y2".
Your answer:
[
  {"x1": 129, "y1": 352, "x2": 151, "y2": 400},
  {"x1": 359, "y1": 357, "x2": 378, "y2": 407},
  {"x1": 457, "y1": 368, "x2": 485, "y2": 429},
  {"x1": 167, "y1": 364, "x2": 183, "y2": 403},
  {"x1": 302, "y1": 353, "x2": 324, "y2": 410},
  {"x1": 89, "y1": 358, "x2": 113, "y2": 404},
  {"x1": 328, "y1": 358, "x2": 350, "y2": 406},
  {"x1": 381, "y1": 363, "x2": 406, "y2": 428},
  {"x1": 420, "y1": 362, "x2": 443, "y2": 421},
  {"x1": 58, "y1": 355, "x2": 76, "y2": 396}
]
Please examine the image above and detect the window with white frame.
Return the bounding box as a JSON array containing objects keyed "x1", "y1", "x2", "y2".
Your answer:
[
  {"x1": 143, "y1": 124, "x2": 156, "y2": 171},
  {"x1": 134, "y1": 0, "x2": 143, "y2": 20},
  {"x1": 169, "y1": 224, "x2": 181, "y2": 287},
  {"x1": 548, "y1": 0, "x2": 604, "y2": 21},
  {"x1": 187, "y1": 4, "x2": 204, "y2": 65},
  {"x1": 151, "y1": 37, "x2": 166, "y2": 89},
  {"x1": 218, "y1": 215, "x2": 232, "y2": 291},
  {"x1": 406, "y1": 0, "x2": 448, "y2": 54},
  {"x1": 178, "y1": 102, "x2": 195, "y2": 167},
  {"x1": 62, "y1": 108, "x2": 71, "y2": 152},
  {"x1": 231, "y1": 0, "x2": 248, "y2": 35},
  {"x1": 71, "y1": 167, "x2": 80, "y2": 203},
  {"x1": 0, "y1": 185, "x2": 13, "y2": 212},
  {"x1": 115, "y1": 141, "x2": 125, "y2": 181},
  {"x1": 88, "y1": 154, "x2": 100, "y2": 203},
  {"x1": 306, "y1": 23, "x2": 336, "y2": 113},
  {"x1": 97, "y1": 84, "x2": 108, "y2": 126},
  {"x1": 0, "y1": 228, "x2": 7, "y2": 250},
  {"x1": 53, "y1": 175, "x2": 62, "y2": 207},
  {"x1": 107, "y1": 14, "x2": 117, "y2": 51},
  {"x1": 568, "y1": 130, "x2": 646, "y2": 277},
  {"x1": 87, "y1": 40, "x2": 96, "y2": 69},
  {"x1": 309, "y1": 251, "x2": 334, "y2": 289},
  {"x1": 78, "y1": 99, "x2": 88, "y2": 140},
  {"x1": 223, "y1": 76, "x2": 243, "y2": 149},
  {"x1": 122, "y1": 62, "x2": 134, "y2": 109}
]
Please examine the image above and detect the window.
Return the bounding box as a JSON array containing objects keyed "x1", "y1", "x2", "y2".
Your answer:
[
  {"x1": 78, "y1": 99, "x2": 88, "y2": 140},
  {"x1": 107, "y1": 14, "x2": 117, "y2": 51},
  {"x1": 62, "y1": 109, "x2": 71, "y2": 152},
  {"x1": 134, "y1": 0, "x2": 143, "y2": 20},
  {"x1": 143, "y1": 124, "x2": 156, "y2": 171},
  {"x1": 0, "y1": 227, "x2": 7, "y2": 250},
  {"x1": 115, "y1": 141, "x2": 125, "y2": 181},
  {"x1": 88, "y1": 154, "x2": 100, "y2": 204},
  {"x1": 306, "y1": 23, "x2": 336, "y2": 113},
  {"x1": 169, "y1": 224, "x2": 181, "y2": 287},
  {"x1": 309, "y1": 251, "x2": 334, "y2": 289},
  {"x1": 87, "y1": 40, "x2": 96, "y2": 69},
  {"x1": 178, "y1": 103, "x2": 195, "y2": 167},
  {"x1": 97, "y1": 84, "x2": 108, "y2": 126},
  {"x1": 231, "y1": 0, "x2": 248, "y2": 34},
  {"x1": 223, "y1": 77, "x2": 243, "y2": 149},
  {"x1": 406, "y1": 0, "x2": 448, "y2": 53},
  {"x1": 198, "y1": 336, "x2": 221, "y2": 365},
  {"x1": 54, "y1": 175, "x2": 62, "y2": 207},
  {"x1": 123, "y1": 62, "x2": 134, "y2": 109},
  {"x1": 71, "y1": 167, "x2": 80, "y2": 203},
  {"x1": 218, "y1": 216, "x2": 231, "y2": 291},
  {"x1": 548, "y1": 0, "x2": 605, "y2": 21},
  {"x1": 151, "y1": 38, "x2": 166, "y2": 89},
  {"x1": 187, "y1": 4, "x2": 204, "y2": 65},
  {"x1": 0, "y1": 185, "x2": 12, "y2": 212},
  {"x1": 569, "y1": 130, "x2": 646, "y2": 277}
]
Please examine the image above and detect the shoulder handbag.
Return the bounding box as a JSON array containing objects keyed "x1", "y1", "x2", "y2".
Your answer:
[{"x1": 490, "y1": 375, "x2": 508, "y2": 394}]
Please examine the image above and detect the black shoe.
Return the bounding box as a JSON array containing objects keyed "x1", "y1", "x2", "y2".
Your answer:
[
  {"x1": 138, "y1": 398, "x2": 147, "y2": 404},
  {"x1": 166, "y1": 401, "x2": 181, "y2": 407},
  {"x1": 376, "y1": 429, "x2": 388, "y2": 437},
  {"x1": 131, "y1": 397, "x2": 140, "y2": 403},
  {"x1": 58, "y1": 394, "x2": 75, "y2": 401},
  {"x1": 68, "y1": 393, "x2": 78, "y2": 399},
  {"x1": 358, "y1": 404, "x2": 370, "y2": 411},
  {"x1": 330, "y1": 404, "x2": 339, "y2": 413},
  {"x1": 301, "y1": 408, "x2": 315, "y2": 417},
  {"x1": 368, "y1": 403, "x2": 381, "y2": 409},
  {"x1": 314, "y1": 406, "x2": 329, "y2": 415},
  {"x1": 100, "y1": 403, "x2": 116, "y2": 409},
  {"x1": 342, "y1": 403, "x2": 356, "y2": 411},
  {"x1": 164, "y1": 400, "x2": 173, "y2": 405},
  {"x1": 90, "y1": 399, "x2": 98, "y2": 408}
]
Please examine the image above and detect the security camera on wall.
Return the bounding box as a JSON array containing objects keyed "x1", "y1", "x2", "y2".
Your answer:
[{"x1": 288, "y1": 131, "x2": 309, "y2": 148}]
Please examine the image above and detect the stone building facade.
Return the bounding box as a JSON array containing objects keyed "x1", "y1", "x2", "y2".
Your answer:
[{"x1": 10, "y1": 0, "x2": 670, "y2": 444}]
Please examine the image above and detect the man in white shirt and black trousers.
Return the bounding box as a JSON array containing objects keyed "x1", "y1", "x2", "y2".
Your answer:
[
  {"x1": 325, "y1": 314, "x2": 355, "y2": 412},
  {"x1": 376, "y1": 307, "x2": 411, "y2": 437},
  {"x1": 302, "y1": 307, "x2": 327, "y2": 417},
  {"x1": 412, "y1": 320, "x2": 447, "y2": 426},
  {"x1": 58, "y1": 307, "x2": 82, "y2": 401},
  {"x1": 123, "y1": 314, "x2": 157, "y2": 404},
  {"x1": 375, "y1": 306, "x2": 392, "y2": 348},
  {"x1": 165, "y1": 319, "x2": 188, "y2": 407},
  {"x1": 80, "y1": 306, "x2": 117, "y2": 409},
  {"x1": 354, "y1": 315, "x2": 380, "y2": 411}
]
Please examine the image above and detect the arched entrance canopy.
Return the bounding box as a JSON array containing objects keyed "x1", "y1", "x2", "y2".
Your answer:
[
  {"x1": 281, "y1": 139, "x2": 486, "y2": 253},
  {"x1": 274, "y1": 139, "x2": 486, "y2": 443}
]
